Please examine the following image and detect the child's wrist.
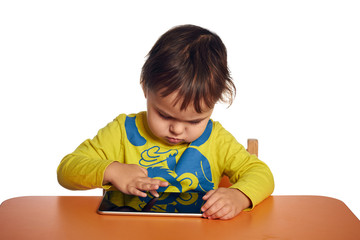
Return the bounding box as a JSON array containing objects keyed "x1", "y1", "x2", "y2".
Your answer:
[
  {"x1": 233, "y1": 188, "x2": 252, "y2": 210},
  {"x1": 103, "y1": 162, "x2": 122, "y2": 185}
]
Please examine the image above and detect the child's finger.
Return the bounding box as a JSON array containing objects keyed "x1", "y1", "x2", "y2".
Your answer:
[
  {"x1": 149, "y1": 190, "x2": 159, "y2": 198},
  {"x1": 135, "y1": 181, "x2": 158, "y2": 192},
  {"x1": 128, "y1": 186, "x2": 147, "y2": 198},
  {"x1": 158, "y1": 180, "x2": 169, "y2": 187},
  {"x1": 144, "y1": 178, "x2": 169, "y2": 188},
  {"x1": 202, "y1": 189, "x2": 215, "y2": 200},
  {"x1": 202, "y1": 199, "x2": 222, "y2": 218},
  {"x1": 139, "y1": 166, "x2": 148, "y2": 176},
  {"x1": 133, "y1": 177, "x2": 166, "y2": 191},
  {"x1": 201, "y1": 190, "x2": 220, "y2": 213},
  {"x1": 205, "y1": 203, "x2": 232, "y2": 219}
]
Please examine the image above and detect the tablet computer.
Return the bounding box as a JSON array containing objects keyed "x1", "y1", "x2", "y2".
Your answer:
[{"x1": 97, "y1": 191, "x2": 206, "y2": 217}]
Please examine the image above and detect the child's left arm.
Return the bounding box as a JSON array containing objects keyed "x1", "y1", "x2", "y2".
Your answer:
[{"x1": 201, "y1": 132, "x2": 274, "y2": 220}]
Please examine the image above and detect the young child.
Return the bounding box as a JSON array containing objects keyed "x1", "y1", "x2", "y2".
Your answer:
[{"x1": 57, "y1": 24, "x2": 274, "y2": 220}]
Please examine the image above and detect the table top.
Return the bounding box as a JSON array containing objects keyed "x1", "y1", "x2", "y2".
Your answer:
[{"x1": 1, "y1": 195, "x2": 359, "y2": 240}]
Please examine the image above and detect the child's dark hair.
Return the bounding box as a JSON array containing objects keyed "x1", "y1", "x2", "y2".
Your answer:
[{"x1": 141, "y1": 24, "x2": 236, "y2": 113}]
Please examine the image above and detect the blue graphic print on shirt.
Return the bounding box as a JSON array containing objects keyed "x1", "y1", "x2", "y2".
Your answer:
[
  {"x1": 125, "y1": 116, "x2": 214, "y2": 192},
  {"x1": 125, "y1": 116, "x2": 146, "y2": 146}
]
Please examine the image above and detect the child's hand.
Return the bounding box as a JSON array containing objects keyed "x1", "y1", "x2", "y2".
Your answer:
[
  {"x1": 201, "y1": 188, "x2": 251, "y2": 220},
  {"x1": 103, "y1": 162, "x2": 168, "y2": 198}
]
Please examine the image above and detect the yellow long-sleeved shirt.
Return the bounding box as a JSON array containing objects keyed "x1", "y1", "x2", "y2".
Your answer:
[{"x1": 57, "y1": 112, "x2": 274, "y2": 208}]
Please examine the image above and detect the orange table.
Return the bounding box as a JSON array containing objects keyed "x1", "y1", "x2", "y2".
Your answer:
[{"x1": 1, "y1": 195, "x2": 359, "y2": 239}]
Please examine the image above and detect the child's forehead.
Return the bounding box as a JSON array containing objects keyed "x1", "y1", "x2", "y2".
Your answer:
[{"x1": 149, "y1": 89, "x2": 213, "y2": 116}]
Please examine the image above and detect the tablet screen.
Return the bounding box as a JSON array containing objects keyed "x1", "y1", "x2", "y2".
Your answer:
[{"x1": 97, "y1": 191, "x2": 206, "y2": 217}]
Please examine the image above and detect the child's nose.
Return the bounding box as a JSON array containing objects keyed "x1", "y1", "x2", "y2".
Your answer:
[{"x1": 169, "y1": 121, "x2": 184, "y2": 135}]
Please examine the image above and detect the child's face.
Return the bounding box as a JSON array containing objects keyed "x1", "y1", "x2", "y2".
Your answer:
[{"x1": 146, "y1": 90, "x2": 213, "y2": 146}]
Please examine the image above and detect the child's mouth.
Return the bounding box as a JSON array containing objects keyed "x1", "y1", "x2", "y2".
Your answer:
[{"x1": 166, "y1": 137, "x2": 183, "y2": 144}]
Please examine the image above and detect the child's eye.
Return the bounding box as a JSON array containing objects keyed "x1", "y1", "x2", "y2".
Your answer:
[
  {"x1": 159, "y1": 112, "x2": 171, "y2": 120},
  {"x1": 189, "y1": 120, "x2": 201, "y2": 125}
]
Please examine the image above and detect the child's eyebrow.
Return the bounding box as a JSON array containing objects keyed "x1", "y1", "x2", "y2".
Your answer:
[{"x1": 156, "y1": 107, "x2": 207, "y2": 123}]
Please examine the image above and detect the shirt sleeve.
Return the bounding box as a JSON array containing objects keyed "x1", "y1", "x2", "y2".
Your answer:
[
  {"x1": 219, "y1": 130, "x2": 275, "y2": 209},
  {"x1": 57, "y1": 116, "x2": 124, "y2": 190}
]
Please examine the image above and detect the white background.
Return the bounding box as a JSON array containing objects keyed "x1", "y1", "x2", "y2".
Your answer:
[{"x1": 1, "y1": 1, "x2": 359, "y2": 219}]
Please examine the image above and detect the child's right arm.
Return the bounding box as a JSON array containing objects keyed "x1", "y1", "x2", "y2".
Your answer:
[{"x1": 57, "y1": 116, "x2": 167, "y2": 197}]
